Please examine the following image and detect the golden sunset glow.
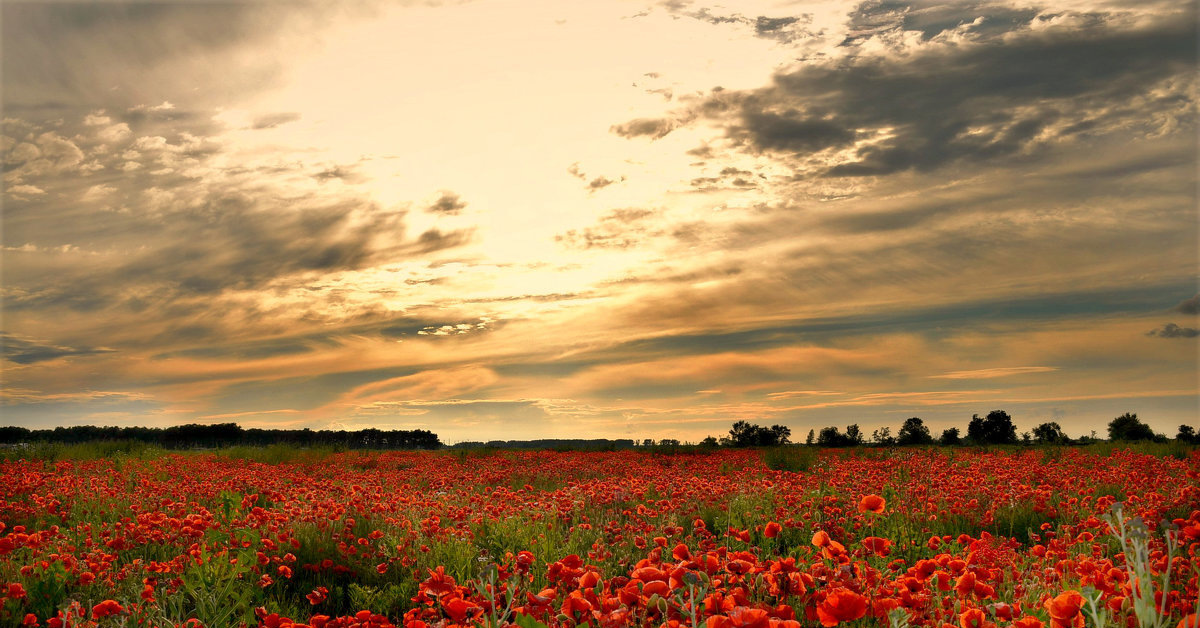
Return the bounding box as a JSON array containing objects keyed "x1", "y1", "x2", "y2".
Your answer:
[{"x1": 3, "y1": 0, "x2": 1196, "y2": 442}]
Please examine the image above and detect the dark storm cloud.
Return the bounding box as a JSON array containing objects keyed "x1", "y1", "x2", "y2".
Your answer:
[
  {"x1": 627, "y1": 8, "x2": 1196, "y2": 177},
  {"x1": 1146, "y1": 323, "x2": 1199, "y2": 338},
  {"x1": 427, "y1": 191, "x2": 467, "y2": 215},
  {"x1": 1175, "y1": 295, "x2": 1200, "y2": 315},
  {"x1": 1, "y1": 333, "x2": 115, "y2": 365},
  {"x1": 738, "y1": 110, "x2": 856, "y2": 153},
  {"x1": 841, "y1": 1, "x2": 1042, "y2": 45}
]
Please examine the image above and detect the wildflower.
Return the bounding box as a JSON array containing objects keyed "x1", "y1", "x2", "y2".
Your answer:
[
  {"x1": 817, "y1": 589, "x2": 868, "y2": 627},
  {"x1": 858, "y1": 495, "x2": 886, "y2": 514},
  {"x1": 1044, "y1": 591, "x2": 1085, "y2": 628}
]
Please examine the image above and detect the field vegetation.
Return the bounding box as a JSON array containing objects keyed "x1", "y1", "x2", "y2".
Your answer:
[{"x1": 0, "y1": 438, "x2": 1197, "y2": 628}]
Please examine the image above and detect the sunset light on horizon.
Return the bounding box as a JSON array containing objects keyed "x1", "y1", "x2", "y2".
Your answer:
[{"x1": 2, "y1": 0, "x2": 1197, "y2": 443}]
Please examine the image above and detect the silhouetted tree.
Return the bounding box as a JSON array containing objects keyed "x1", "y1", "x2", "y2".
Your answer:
[
  {"x1": 940, "y1": 427, "x2": 961, "y2": 446},
  {"x1": 871, "y1": 427, "x2": 895, "y2": 446},
  {"x1": 1032, "y1": 422, "x2": 1067, "y2": 445},
  {"x1": 966, "y1": 410, "x2": 1018, "y2": 445},
  {"x1": 897, "y1": 417, "x2": 933, "y2": 446},
  {"x1": 817, "y1": 426, "x2": 849, "y2": 447},
  {"x1": 1108, "y1": 412, "x2": 1154, "y2": 441},
  {"x1": 0, "y1": 426, "x2": 31, "y2": 443},
  {"x1": 2, "y1": 423, "x2": 443, "y2": 450},
  {"x1": 1178, "y1": 425, "x2": 1197, "y2": 444},
  {"x1": 700, "y1": 436, "x2": 719, "y2": 447},
  {"x1": 845, "y1": 424, "x2": 863, "y2": 446},
  {"x1": 805, "y1": 429, "x2": 815, "y2": 446},
  {"x1": 727, "y1": 421, "x2": 791, "y2": 447}
]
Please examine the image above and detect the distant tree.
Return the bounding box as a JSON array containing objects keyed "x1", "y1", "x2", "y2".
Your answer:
[
  {"x1": 1032, "y1": 422, "x2": 1067, "y2": 445},
  {"x1": 1178, "y1": 425, "x2": 1197, "y2": 444},
  {"x1": 845, "y1": 424, "x2": 863, "y2": 446},
  {"x1": 1021, "y1": 431, "x2": 1032, "y2": 445},
  {"x1": 641, "y1": 438, "x2": 656, "y2": 447},
  {"x1": 940, "y1": 427, "x2": 961, "y2": 446},
  {"x1": 966, "y1": 414, "x2": 984, "y2": 443},
  {"x1": 805, "y1": 429, "x2": 815, "y2": 446},
  {"x1": 872, "y1": 427, "x2": 895, "y2": 446},
  {"x1": 727, "y1": 421, "x2": 791, "y2": 447},
  {"x1": 659, "y1": 438, "x2": 680, "y2": 446},
  {"x1": 966, "y1": 410, "x2": 1018, "y2": 445},
  {"x1": 897, "y1": 417, "x2": 933, "y2": 446},
  {"x1": 817, "y1": 426, "x2": 848, "y2": 447},
  {"x1": 0, "y1": 426, "x2": 31, "y2": 443},
  {"x1": 1108, "y1": 412, "x2": 1155, "y2": 442},
  {"x1": 728, "y1": 421, "x2": 756, "y2": 446},
  {"x1": 700, "y1": 435, "x2": 719, "y2": 447}
]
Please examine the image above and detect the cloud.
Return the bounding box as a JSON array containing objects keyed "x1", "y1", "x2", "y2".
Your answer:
[
  {"x1": 7, "y1": 184, "x2": 46, "y2": 198},
  {"x1": 1175, "y1": 294, "x2": 1199, "y2": 315},
  {"x1": 620, "y1": 8, "x2": 1195, "y2": 178},
  {"x1": 1, "y1": 333, "x2": 115, "y2": 364},
  {"x1": 427, "y1": 191, "x2": 467, "y2": 215},
  {"x1": 1146, "y1": 323, "x2": 1199, "y2": 338},
  {"x1": 930, "y1": 366, "x2": 1058, "y2": 379},
  {"x1": 610, "y1": 117, "x2": 678, "y2": 140},
  {"x1": 556, "y1": 208, "x2": 654, "y2": 249},
  {"x1": 250, "y1": 112, "x2": 301, "y2": 130}
]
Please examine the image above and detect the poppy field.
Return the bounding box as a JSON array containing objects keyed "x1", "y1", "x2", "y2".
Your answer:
[{"x1": 1, "y1": 445, "x2": 1198, "y2": 628}]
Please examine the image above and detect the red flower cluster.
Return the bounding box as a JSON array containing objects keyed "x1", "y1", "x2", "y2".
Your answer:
[{"x1": 0, "y1": 447, "x2": 1195, "y2": 627}]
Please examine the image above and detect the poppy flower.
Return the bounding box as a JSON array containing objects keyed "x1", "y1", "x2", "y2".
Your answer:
[
  {"x1": 858, "y1": 494, "x2": 886, "y2": 514},
  {"x1": 816, "y1": 589, "x2": 868, "y2": 627},
  {"x1": 960, "y1": 608, "x2": 994, "y2": 628},
  {"x1": 91, "y1": 600, "x2": 125, "y2": 620},
  {"x1": 765, "y1": 522, "x2": 782, "y2": 538},
  {"x1": 1014, "y1": 616, "x2": 1045, "y2": 628},
  {"x1": 862, "y1": 536, "x2": 892, "y2": 556},
  {"x1": 1044, "y1": 591, "x2": 1085, "y2": 628}
]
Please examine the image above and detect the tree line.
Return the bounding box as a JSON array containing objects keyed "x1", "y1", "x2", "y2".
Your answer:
[
  {"x1": 696, "y1": 411, "x2": 1197, "y2": 448},
  {"x1": 0, "y1": 423, "x2": 443, "y2": 450}
]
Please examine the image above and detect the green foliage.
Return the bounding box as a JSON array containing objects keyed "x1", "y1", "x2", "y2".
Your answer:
[
  {"x1": 761, "y1": 446, "x2": 816, "y2": 472},
  {"x1": 157, "y1": 549, "x2": 259, "y2": 626},
  {"x1": 0, "y1": 439, "x2": 168, "y2": 461}
]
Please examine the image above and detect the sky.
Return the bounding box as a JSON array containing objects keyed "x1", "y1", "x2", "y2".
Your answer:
[{"x1": 2, "y1": 0, "x2": 1197, "y2": 443}]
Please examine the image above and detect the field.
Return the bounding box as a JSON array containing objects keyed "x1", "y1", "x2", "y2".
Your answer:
[{"x1": 1, "y1": 445, "x2": 1197, "y2": 628}]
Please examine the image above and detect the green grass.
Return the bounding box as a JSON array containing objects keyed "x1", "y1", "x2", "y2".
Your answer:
[{"x1": 761, "y1": 446, "x2": 817, "y2": 472}]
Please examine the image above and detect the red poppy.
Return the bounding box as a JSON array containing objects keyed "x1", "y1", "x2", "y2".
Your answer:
[
  {"x1": 1044, "y1": 591, "x2": 1085, "y2": 628},
  {"x1": 765, "y1": 522, "x2": 782, "y2": 538},
  {"x1": 1014, "y1": 616, "x2": 1046, "y2": 628},
  {"x1": 816, "y1": 589, "x2": 868, "y2": 627},
  {"x1": 91, "y1": 600, "x2": 125, "y2": 620},
  {"x1": 861, "y1": 536, "x2": 892, "y2": 556},
  {"x1": 960, "y1": 608, "x2": 994, "y2": 628},
  {"x1": 858, "y1": 494, "x2": 886, "y2": 514}
]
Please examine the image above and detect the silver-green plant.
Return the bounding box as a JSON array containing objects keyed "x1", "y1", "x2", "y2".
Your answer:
[{"x1": 1102, "y1": 503, "x2": 1179, "y2": 628}]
